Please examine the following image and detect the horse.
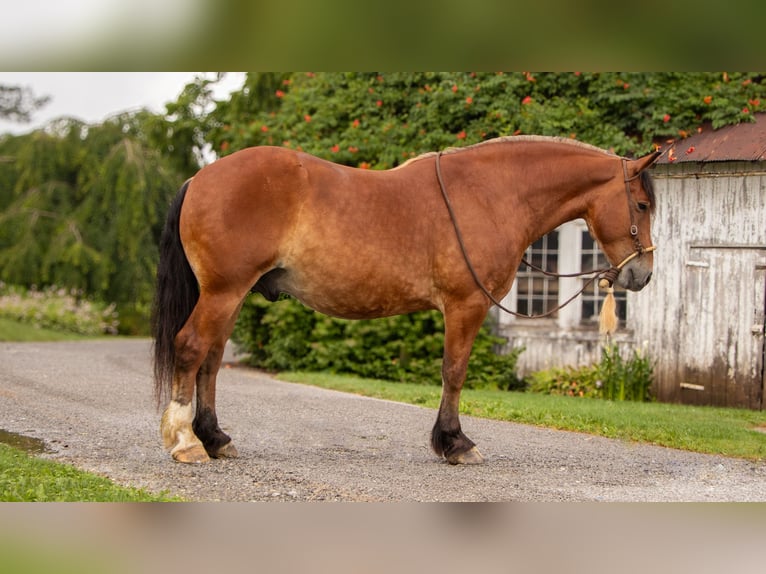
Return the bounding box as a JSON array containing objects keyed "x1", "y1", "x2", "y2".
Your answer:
[{"x1": 152, "y1": 135, "x2": 659, "y2": 465}]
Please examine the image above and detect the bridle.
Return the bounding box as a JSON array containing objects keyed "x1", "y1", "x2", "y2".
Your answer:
[
  {"x1": 595, "y1": 158, "x2": 657, "y2": 287},
  {"x1": 434, "y1": 152, "x2": 656, "y2": 319}
]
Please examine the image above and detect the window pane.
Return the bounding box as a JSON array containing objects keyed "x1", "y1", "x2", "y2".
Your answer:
[{"x1": 514, "y1": 231, "x2": 559, "y2": 318}]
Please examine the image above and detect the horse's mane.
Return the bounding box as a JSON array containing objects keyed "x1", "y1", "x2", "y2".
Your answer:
[{"x1": 396, "y1": 135, "x2": 618, "y2": 169}]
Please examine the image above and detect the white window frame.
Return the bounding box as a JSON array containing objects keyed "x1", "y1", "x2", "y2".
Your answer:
[{"x1": 499, "y1": 220, "x2": 625, "y2": 330}]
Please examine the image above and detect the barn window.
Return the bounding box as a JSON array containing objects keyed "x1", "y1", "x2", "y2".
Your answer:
[
  {"x1": 515, "y1": 231, "x2": 559, "y2": 318},
  {"x1": 580, "y1": 231, "x2": 627, "y2": 324}
]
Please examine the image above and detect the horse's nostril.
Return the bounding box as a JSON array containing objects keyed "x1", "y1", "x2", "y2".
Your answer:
[{"x1": 644, "y1": 272, "x2": 652, "y2": 286}]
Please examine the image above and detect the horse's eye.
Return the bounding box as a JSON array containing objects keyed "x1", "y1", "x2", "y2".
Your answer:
[{"x1": 637, "y1": 201, "x2": 650, "y2": 212}]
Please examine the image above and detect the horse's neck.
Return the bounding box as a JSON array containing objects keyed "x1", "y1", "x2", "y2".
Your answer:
[{"x1": 493, "y1": 146, "x2": 615, "y2": 241}]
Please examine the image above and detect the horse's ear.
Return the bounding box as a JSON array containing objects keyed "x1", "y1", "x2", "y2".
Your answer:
[{"x1": 628, "y1": 150, "x2": 662, "y2": 175}]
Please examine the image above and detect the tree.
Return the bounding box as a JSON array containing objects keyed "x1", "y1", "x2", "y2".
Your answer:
[
  {"x1": 0, "y1": 114, "x2": 184, "y2": 333},
  {"x1": 0, "y1": 84, "x2": 50, "y2": 123}
]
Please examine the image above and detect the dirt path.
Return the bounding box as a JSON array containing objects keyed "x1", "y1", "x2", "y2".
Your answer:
[{"x1": 2, "y1": 338, "x2": 766, "y2": 501}]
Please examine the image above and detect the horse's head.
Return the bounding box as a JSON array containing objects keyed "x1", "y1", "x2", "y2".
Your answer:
[{"x1": 586, "y1": 151, "x2": 660, "y2": 292}]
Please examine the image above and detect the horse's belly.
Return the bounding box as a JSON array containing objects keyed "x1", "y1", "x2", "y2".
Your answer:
[{"x1": 277, "y1": 266, "x2": 435, "y2": 320}]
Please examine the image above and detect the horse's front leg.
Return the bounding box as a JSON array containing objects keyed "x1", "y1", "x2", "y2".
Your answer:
[{"x1": 431, "y1": 299, "x2": 489, "y2": 465}]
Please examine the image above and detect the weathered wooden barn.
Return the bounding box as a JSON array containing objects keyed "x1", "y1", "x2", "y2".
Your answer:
[{"x1": 495, "y1": 115, "x2": 766, "y2": 409}]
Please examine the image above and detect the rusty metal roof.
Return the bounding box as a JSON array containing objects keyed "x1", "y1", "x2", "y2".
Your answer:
[{"x1": 656, "y1": 112, "x2": 766, "y2": 164}]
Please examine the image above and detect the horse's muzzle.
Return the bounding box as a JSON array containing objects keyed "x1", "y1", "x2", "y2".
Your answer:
[{"x1": 617, "y1": 264, "x2": 653, "y2": 291}]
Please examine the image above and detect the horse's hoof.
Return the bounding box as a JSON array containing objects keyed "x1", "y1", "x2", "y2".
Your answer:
[
  {"x1": 446, "y1": 446, "x2": 484, "y2": 465},
  {"x1": 172, "y1": 444, "x2": 210, "y2": 464},
  {"x1": 211, "y1": 441, "x2": 239, "y2": 459}
]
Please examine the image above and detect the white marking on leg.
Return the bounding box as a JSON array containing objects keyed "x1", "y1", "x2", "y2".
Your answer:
[{"x1": 161, "y1": 400, "x2": 203, "y2": 455}]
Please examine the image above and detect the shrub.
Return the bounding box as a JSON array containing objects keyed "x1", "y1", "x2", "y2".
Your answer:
[
  {"x1": 527, "y1": 344, "x2": 654, "y2": 401},
  {"x1": 598, "y1": 343, "x2": 654, "y2": 402},
  {"x1": 0, "y1": 282, "x2": 119, "y2": 335},
  {"x1": 231, "y1": 295, "x2": 524, "y2": 389},
  {"x1": 527, "y1": 365, "x2": 602, "y2": 398}
]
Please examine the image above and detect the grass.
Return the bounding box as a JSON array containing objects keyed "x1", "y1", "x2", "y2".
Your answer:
[
  {"x1": 0, "y1": 317, "x2": 94, "y2": 342},
  {"x1": 0, "y1": 443, "x2": 179, "y2": 502},
  {"x1": 277, "y1": 371, "x2": 766, "y2": 461}
]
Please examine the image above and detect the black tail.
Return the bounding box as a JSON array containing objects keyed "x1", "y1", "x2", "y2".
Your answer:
[{"x1": 151, "y1": 180, "x2": 199, "y2": 405}]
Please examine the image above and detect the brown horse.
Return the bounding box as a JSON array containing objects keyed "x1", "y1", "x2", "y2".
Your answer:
[{"x1": 152, "y1": 136, "x2": 659, "y2": 465}]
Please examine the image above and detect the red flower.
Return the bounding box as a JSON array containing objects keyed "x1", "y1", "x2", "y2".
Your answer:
[
  {"x1": 749, "y1": 98, "x2": 761, "y2": 107},
  {"x1": 465, "y1": 97, "x2": 473, "y2": 104},
  {"x1": 452, "y1": 85, "x2": 458, "y2": 92},
  {"x1": 260, "y1": 125, "x2": 269, "y2": 132},
  {"x1": 275, "y1": 90, "x2": 285, "y2": 98},
  {"x1": 376, "y1": 100, "x2": 383, "y2": 107},
  {"x1": 359, "y1": 162, "x2": 371, "y2": 169},
  {"x1": 623, "y1": 82, "x2": 630, "y2": 90},
  {"x1": 348, "y1": 146, "x2": 358, "y2": 153},
  {"x1": 685, "y1": 146, "x2": 695, "y2": 155},
  {"x1": 304, "y1": 115, "x2": 311, "y2": 122},
  {"x1": 331, "y1": 144, "x2": 340, "y2": 153},
  {"x1": 220, "y1": 141, "x2": 230, "y2": 152},
  {"x1": 352, "y1": 119, "x2": 360, "y2": 128},
  {"x1": 663, "y1": 114, "x2": 671, "y2": 123},
  {"x1": 743, "y1": 107, "x2": 750, "y2": 114},
  {"x1": 703, "y1": 95, "x2": 713, "y2": 105},
  {"x1": 521, "y1": 96, "x2": 532, "y2": 105},
  {"x1": 456, "y1": 130, "x2": 466, "y2": 139}
]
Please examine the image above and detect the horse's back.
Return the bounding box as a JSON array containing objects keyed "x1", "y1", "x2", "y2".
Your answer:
[{"x1": 180, "y1": 147, "x2": 443, "y2": 316}]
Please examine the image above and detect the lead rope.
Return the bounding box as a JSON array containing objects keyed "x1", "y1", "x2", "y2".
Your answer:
[{"x1": 434, "y1": 151, "x2": 654, "y2": 330}]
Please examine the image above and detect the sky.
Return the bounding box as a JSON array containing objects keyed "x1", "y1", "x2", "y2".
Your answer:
[{"x1": 0, "y1": 72, "x2": 246, "y2": 136}]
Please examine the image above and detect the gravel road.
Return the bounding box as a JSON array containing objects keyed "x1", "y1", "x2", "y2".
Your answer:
[{"x1": 2, "y1": 338, "x2": 766, "y2": 501}]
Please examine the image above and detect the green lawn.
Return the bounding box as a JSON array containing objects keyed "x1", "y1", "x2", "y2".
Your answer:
[
  {"x1": 0, "y1": 317, "x2": 94, "y2": 342},
  {"x1": 0, "y1": 443, "x2": 178, "y2": 502},
  {"x1": 278, "y1": 371, "x2": 766, "y2": 461}
]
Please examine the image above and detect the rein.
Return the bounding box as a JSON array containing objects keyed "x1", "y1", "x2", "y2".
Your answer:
[{"x1": 434, "y1": 151, "x2": 655, "y2": 323}]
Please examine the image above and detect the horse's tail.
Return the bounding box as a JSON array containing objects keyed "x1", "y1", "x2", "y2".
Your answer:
[{"x1": 151, "y1": 179, "x2": 199, "y2": 405}]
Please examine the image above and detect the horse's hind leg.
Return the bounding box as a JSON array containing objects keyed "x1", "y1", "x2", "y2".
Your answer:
[
  {"x1": 192, "y1": 300, "x2": 245, "y2": 459},
  {"x1": 161, "y1": 291, "x2": 243, "y2": 463},
  {"x1": 431, "y1": 299, "x2": 489, "y2": 465}
]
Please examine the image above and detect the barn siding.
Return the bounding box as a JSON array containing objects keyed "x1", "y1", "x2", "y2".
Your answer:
[{"x1": 630, "y1": 161, "x2": 766, "y2": 408}]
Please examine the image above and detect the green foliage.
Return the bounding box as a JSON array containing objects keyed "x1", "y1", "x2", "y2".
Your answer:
[
  {"x1": 527, "y1": 344, "x2": 654, "y2": 402},
  {"x1": 232, "y1": 295, "x2": 524, "y2": 390},
  {"x1": 207, "y1": 72, "x2": 766, "y2": 162},
  {"x1": 0, "y1": 283, "x2": 118, "y2": 335},
  {"x1": 0, "y1": 115, "x2": 184, "y2": 333},
  {"x1": 598, "y1": 343, "x2": 654, "y2": 402},
  {"x1": 527, "y1": 364, "x2": 603, "y2": 399}
]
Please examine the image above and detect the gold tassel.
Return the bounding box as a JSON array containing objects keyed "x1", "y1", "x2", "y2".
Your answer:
[{"x1": 598, "y1": 278, "x2": 618, "y2": 336}]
